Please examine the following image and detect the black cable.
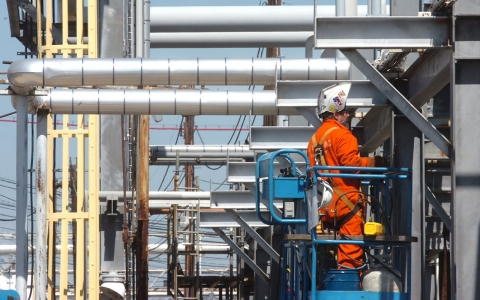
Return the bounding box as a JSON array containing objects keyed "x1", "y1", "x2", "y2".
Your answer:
[
  {"x1": 227, "y1": 116, "x2": 242, "y2": 145},
  {"x1": 233, "y1": 115, "x2": 247, "y2": 145},
  {"x1": 195, "y1": 125, "x2": 205, "y2": 145},
  {"x1": 0, "y1": 111, "x2": 16, "y2": 119},
  {"x1": 213, "y1": 179, "x2": 227, "y2": 191},
  {"x1": 204, "y1": 162, "x2": 224, "y2": 170}
]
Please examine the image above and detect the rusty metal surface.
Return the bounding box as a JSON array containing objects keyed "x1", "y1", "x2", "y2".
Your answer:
[{"x1": 135, "y1": 115, "x2": 150, "y2": 299}]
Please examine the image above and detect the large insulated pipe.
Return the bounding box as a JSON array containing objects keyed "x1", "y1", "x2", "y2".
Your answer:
[
  {"x1": 26, "y1": 89, "x2": 299, "y2": 115},
  {"x1": 7, "y1": 58, "x2": 349, "y2": 89},
  {"x1": 150, "y1": 6, "x2": 315, "y2": 32},
  {"x1": 149, "y1": 6, "x2": 370, "y2": 32},
  {"x1": 150, "y1": 32, "x2": 314, "y2": 48}
]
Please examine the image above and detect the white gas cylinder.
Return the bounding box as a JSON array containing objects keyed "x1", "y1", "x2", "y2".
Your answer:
[{"x1": 362, "y1": 267, "x2": 402, "y2": 292}]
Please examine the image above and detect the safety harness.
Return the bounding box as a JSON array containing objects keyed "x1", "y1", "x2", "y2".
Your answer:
[{"x1": 310, "y1": 127, "x2": 364, "y2": 230}]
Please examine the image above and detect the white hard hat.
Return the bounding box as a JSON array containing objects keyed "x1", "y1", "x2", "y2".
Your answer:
[
  {"x1": 316, "y1": 178, "x2": 333, "y2": 209},
  {"x1": 318, "y1": 82, "x2": 352, "y2": 115}
]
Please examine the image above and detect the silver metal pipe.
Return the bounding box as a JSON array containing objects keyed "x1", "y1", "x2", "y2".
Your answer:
[
  {"x1": 151, "y1": 145, "x2": 251, "y2": 154},
  {"x1": 150, "y1": 6, "x2": 315, "y2": 32},
  {"x1": 99, "y1": 191, "x2": 211, "y2": 200},
  {"x1": 150, "y1": 31, "x2": 313, "y2": 48},
  {"x1": 135, "y1": 0, "x2": 143, "y2": 57},
  {"x1": 346, "y1": 0, "x2": 358, "y2": 16},
  {"x1": 0, "y1": 244, "x2": 230, "y2": 255},
  {"x1": 8, "y1": 58, "x2": 348, "y2": 88},
  {"x1": 150, "y1": 6, "x2": 371, "y2": 33},
  {"x1": 35, "y1": 110, "x2": 48, "y2": 300},
  {"x1": 152, "y1": 152, "x2": 252, "y2": 159},
  {"x1": 143, "y1": 0, "x2": 150, "y2": 58},
  {"x1": 151, "y1": 145, "x2": 254, "y2": 158},
  {"x1": 151, "y1": 159, "x2": 242, "y2": 166},
  {"x1": 370, "y1": 0, "x2": 381, "y2": 15},
  {"x1": 16, "y1": 95, "x2": 28, "y2": 300},
  {"x1": 336, "y1": 0, "x2": 346, "y2": 16},
  {"x1": 30, "y1": 89, "x2": 301, "y2": 115}
]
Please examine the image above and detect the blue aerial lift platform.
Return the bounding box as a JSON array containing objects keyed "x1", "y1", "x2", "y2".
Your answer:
[{"x1": 255, "y1": 149, "x2": 416, "y2": 300}]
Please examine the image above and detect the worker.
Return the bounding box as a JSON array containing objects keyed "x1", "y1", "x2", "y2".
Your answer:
[{"x1": 307, "y1": 82, "x2": 386, "y2": 270}]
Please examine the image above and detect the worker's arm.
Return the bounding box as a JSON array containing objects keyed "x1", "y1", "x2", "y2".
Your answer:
[{"x1": 336, "y1": 131, "x2": 377, "y2": 167}]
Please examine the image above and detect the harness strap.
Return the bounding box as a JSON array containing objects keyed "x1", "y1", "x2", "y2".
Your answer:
[{"x1": 314, "y1": 127, "x2": 363, "y2": 220}]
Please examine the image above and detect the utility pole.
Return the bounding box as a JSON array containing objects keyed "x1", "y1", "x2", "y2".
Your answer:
[
  {"x1": 135, "y1": 115, "x2": 150, "y2": 299},
  {"x1": 183, "y1": 113, "x2": 196, "y2": 298}
]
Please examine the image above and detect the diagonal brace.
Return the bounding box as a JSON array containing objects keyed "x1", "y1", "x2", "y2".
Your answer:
[
  {"x1": 341, "y1": 49, "x2": 451, "y2": 158},
  {"x1": 425, "y1": 186, "x2": 451, "y2": 231},
  {"x1": 296, "y1": 107, "x2": 322, "y2": 129},
  {"x1": 225, "y1": 209, "x2": 280, "y2": 264},
  {"x1": 213, "y1": 227, "x2": 270, "y2": 284}
]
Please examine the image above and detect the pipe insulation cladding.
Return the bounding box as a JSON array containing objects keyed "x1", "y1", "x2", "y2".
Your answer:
[
  {"x1": 19, "y1": 89, "x2": 301, "y2": 115},
  {"x1": 149, "y1": 6, "x2": 370, "y2": 33},
  {"x1": 7, "y1": 58, "x2": 350, "y2": 89}
]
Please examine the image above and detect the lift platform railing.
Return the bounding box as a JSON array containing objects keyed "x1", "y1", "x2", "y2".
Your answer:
[
  {"x1": 255, "y1": 149, "x2": 309, "y2": 225},
  {"x1": 255, "y1": 148, "x2": 415, "y2": 300}
]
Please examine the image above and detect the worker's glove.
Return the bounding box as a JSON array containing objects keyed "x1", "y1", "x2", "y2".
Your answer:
[{"x1": 374, "y1": 156, "x2": 389, "y2": 167}]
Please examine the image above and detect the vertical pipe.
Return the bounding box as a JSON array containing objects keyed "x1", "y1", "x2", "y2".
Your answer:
[
  {"x1": 371, "y1": 0, "x2": 381, "y2": 15},
  {"x1": 135, "y1": 0, "x2": 143, "y2": 57},
  {"x1": 173, "y1": 205, "x2": 178, "y2": 299},
  {"x1": 16, "y1": 95, "x2": 28, "y2": 300},
  {"x1": 36, "y1": 110, "x2": 48, "y2": 300},
  {"x1": 336, "y1": 0, "x2": 346, "y2": 16},
  {"x1": 143, "y1": 0, "x2": 150, "y2": 58}
]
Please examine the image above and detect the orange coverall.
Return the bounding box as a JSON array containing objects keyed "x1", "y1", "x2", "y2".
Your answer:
[{"x1": 307, "y1": 119, "x2": 376, "y2": 269}]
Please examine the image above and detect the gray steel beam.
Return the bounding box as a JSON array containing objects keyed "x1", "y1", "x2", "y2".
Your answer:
[
  {"x1": 360, "y1": 108, "x2": 392, "y2": 155},
  {"x1": 213, "y1": 228, "x2": 269, "y2": 284},
  {"x1": 276, "y1": 80, "x2": 389, "y2": 108},
  {"x1": 225, "y1": 209, "x2": 280, "y2": 264},
  {"x1": 12, "y1": 0, "x2": 62, "y2": 44},
  {"x1": 315, "y1": 16, "x2": 450, "y2": 49},
  {"x1": 341, "y1": 49, "x2": 451, "y2": 158},
  {"x1": 393, "y1": 119, "x2": 423, "y2": 300},
  {"x1": 451, "y1": 3, "x2": 480, "y2": 297},
  {"x1": 249, "y1": 126, "x2": 315, "y2": 150},
  {"x1": 361, "y1": 49, "x2": 451, "y2": 154},
  {"x1": 200, "y1": 211, "x2": 270, "y2": 228},
  {"x1": 227, "y1": 162, "x2": 306, "y2": 183},
  {"x1": 295, "y1": 107, "x2": 322, "y2": 128},
  {"x1": 210, "y1": 191, "x2": 283, "y2": 210},
  {"x1": 425, "y1": 186, "x2": 451, "y2": 232},
  {"x1": 405, "y1": 49, "x2": 451, "y2": 108}
]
